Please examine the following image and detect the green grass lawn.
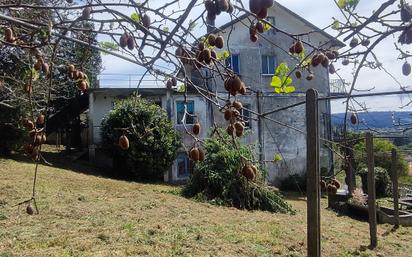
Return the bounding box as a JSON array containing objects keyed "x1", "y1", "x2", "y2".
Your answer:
[
  {"x1": 1, "y1": 148, "x2": 411, "y2": 257},
  {"x1": 400, "y1": 175, "x2": 412, "y2": 186}
]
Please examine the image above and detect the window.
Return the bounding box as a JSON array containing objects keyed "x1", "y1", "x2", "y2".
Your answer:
[
  {"x1": 261, "y1": 55, "x2": 277, "y2": 75},
  {"x1": 225, "y1": 54, "x2": 240, "y2": 74},
  {"x1": 176, "y1": 101, "x2": 194, "y2": 124},
  {"x1": 176, "y1": 152, "x2": 193, "y2": 177},
  {"x1": 241, "y1": 104, "x2": 251, "y2": 128},
  {"x1": 265, "y1": 16, "x2": 276, "y2": 34}
]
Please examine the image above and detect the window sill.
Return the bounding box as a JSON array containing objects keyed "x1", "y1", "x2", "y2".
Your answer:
[{"x1": 261, "y1": 74, "x2": 274, "y2": 76}]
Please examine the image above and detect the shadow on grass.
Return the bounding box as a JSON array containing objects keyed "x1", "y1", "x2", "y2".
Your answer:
[
  {"x1": 281, "y1": 191, "x2": 307, "y2": 201},
  {"x1": 3, "y1": 148, "x2": 172, "y2": 187},
  {"x1": 6, "y1": 149, "x2": 106, "y2": 175},
  {"x1": 382, "y1": 225, "x2": 399, "y2": 237},
  {"x1": 344, "y1": 211, "x2": 369, "y2": 223},
  {"x1": 326, "y1": 200, "x2": 373, "y2": 223}
]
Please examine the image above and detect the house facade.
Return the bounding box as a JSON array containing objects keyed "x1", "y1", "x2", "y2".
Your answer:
[
  {"x1": 195, "y1": 3, "x2": 344, "y2": 184},
  {"x1": 87, "y1": 3, "x2": 343, "y2": 185}
]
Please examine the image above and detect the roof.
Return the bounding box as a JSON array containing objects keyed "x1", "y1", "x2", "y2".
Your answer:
[{"x1": 209, "y1": 2, "x2": 345, "y2": 48}]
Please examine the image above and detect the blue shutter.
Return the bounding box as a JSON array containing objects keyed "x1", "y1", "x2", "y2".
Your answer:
[
  {"x1": 187, "y1": 101, "x2": 194, "y2": 113},
  {"x1": 176, "y1": 102, "x2": 183, "y2": 113},
  {"x1": 269, "y1": 56, "x2": 276, "y2": 74},
  {"x1": 226, "y1": 55, "x2": 240, "y2": 74},
  {"x1": 176, "y1": 101, "x2": 183, "y2": 124},
  {"x1": 176, "y1": 101, "x2": 194, "y2": 124},
  {"x1": 232, "y1": 55, "x2": 240, "y2": 74},
  {"x1": 187, "y1": 101, "x2": 195, "y2": 124},
  {"x1": 261, "y1": 55, "x2": 268, "y2": 74}
]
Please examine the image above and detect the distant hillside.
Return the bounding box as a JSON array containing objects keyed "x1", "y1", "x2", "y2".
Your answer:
[{"x1": 331, "y1": 111, "x2": 412, "y2": 130}]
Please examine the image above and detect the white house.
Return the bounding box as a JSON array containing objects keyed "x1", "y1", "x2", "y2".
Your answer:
[{"x1": 87, "y1": 2, "x2": 344, "y2": 184}]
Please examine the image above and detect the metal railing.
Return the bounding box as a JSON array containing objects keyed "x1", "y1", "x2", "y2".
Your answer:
[
  {"x1": 330, "y1": 79, "x2": 347, "y2": 95},
  {"x1": 97, "y1": 73, "x2": 163, "y2": 88}
]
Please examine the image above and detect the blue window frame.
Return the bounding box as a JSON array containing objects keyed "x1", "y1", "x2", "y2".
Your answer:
[
  {"x1": 177, "y1": 152, "x2": 193, "y2": 177},
  {"x1": 225, "y1": 54, "x2": 240, "y2": 74},
  {"x1": 176, "y1": 101, "x2": 194, "y2": 124},
  {"x1": 261, "y1": 55, "x2": 276, "y2": 75}
]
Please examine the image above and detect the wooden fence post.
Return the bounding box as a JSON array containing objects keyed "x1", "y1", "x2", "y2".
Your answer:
[
  {"x1": 349, "y1": 146, "x2": 357, "y2": 194},
  {"x1": 306, "y1": 89, "x2": 320, "y2": 257},
  {"x1": 345, "y1": 146, "x2": 356, "y2": 195},
  {"x1": 391, "y1": 148, "x2": 399, "y2": 229},
  {"x1": 366, "y1": 132, "x2": 377, "y2": 248}
]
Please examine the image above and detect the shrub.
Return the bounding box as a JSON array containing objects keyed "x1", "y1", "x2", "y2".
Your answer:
[
  {"x1": 358, "y1": 166, "x2": 391, "y2": 198},
  {"x1": 182, "y1": 130, "x2": 295, "y2": 214},
  {"x1": 0, "y1": 105, "x2": 26, "y2": 156},
  {"x1": 353, "y1": 136, "x2": 409, "y2": 176},
  {"x1": 101, "y1": 96, "x2": 181, "y2": 180}
]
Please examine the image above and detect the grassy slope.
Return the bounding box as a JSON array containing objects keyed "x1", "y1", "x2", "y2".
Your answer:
[
  {"x1": 1, "y1": 151, "x2": 412, "y2": 257},
  {"x1": 400, "y1": 175, "x2": 412, "y2": 186}
]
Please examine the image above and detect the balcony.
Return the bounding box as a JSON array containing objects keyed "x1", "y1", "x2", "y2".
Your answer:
[
  {"x1": 330, "y1": 79, "x2": 348, "y2": 96},
  {"x1": 97, "y1": 73, "x2": 159, "y2": 88}
]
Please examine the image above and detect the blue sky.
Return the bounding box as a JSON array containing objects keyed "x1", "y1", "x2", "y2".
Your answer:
[{"x1": 96, "y1": 0, "x2": 412, "y2": 113}]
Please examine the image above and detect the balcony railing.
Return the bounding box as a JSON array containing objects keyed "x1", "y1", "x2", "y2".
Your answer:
[
  {"x1": 97, "y1": 73, "x2": 160, "y2": 88},
  {"x1": 330, "y1": 79, "x2": 347, "y2": 95}
]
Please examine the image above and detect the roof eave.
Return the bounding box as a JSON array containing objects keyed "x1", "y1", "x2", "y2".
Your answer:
[{"x1": 208, "y1": 4, "x2": 345, "y2": 49}]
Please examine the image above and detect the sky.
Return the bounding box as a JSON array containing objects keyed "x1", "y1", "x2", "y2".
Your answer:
[
  {"x1": 96, "y1": 0, "x2": 412, "y2": 113},
  {"x1": 276, "y1": 0, "x2": 412, "y2": 113}
]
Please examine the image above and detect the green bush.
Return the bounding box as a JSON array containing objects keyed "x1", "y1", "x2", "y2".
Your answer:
[
  {"x1": 358, "y1": 167, "x2": 391, "y2": 198},
  {"x1": 353, "y1": 136, "x2": 409, "y2": 176},
  {"x1": 182, "y1": 130, "x2": 295, "y2": 214},
  {"x1": 101, "y1": 97, "x2": 181, "y2": 180},
  {"x1": 0, "y1": 105, "x2": 26, "y2": 156}
]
